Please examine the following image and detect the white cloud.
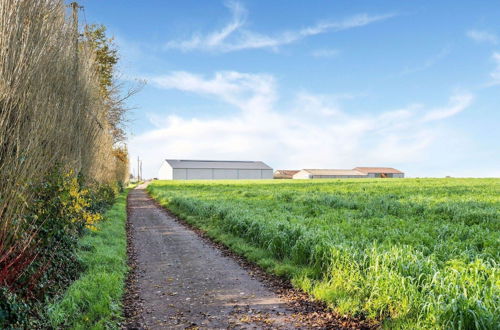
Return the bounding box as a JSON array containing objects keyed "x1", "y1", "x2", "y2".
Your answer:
[
  {"x1": 294, "y1": 92, "x2": 343, "y2": 116},
  {"x1": 203, "y1": 1, "x2": 246, "y2": 46},
  {"x1": 149, "y1": 71, "x2": 276, "y2": 112},
  {"x1": 169, "y1": 1, "x2": 246, "y2": 51},
  {"x1": 131, "y1": 70, "x2": 474, "y2": 178},
  {"x1": 421, "y1": 92, "x2": 474, "y2": 122},
  {"x1": 466, "y1": 29, "x2": 498, "y2": 44},
  {"x1": 165, "y1": 1, "x2": 395, "y2": 52}
]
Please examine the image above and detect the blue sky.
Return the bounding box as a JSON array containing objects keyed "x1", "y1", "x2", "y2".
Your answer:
[{"x1": 79, "y1": 0, "x2": 500, "y2": 178}]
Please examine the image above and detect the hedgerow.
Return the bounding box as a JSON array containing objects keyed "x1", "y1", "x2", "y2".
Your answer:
[
  {"x1": 0, "y1": 0, "x2": 132, "y2": 326},
  {"x1": 0, "y1": 168, "x2": 119, "y2": 327}
]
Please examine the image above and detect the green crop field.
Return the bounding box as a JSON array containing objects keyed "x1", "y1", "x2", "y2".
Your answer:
[{"x1": 148, "y1": 178, "x2": 499, "y2": 329}]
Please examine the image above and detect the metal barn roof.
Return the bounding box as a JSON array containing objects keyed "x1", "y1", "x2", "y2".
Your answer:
[
  {"x1": 164, "y1": 159, "x2": 272, "y2": 170},
  {"x1": 354, "y1": 167, "x2": 404, "y2": 174}
]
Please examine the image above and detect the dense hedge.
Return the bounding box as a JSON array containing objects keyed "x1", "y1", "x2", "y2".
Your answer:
[
  {"x1": 0, "y1": 168, "x2": 119, "y2": 328},
  {"x1": 0, "y1": 1, "x2": 130, "y2": 326}
]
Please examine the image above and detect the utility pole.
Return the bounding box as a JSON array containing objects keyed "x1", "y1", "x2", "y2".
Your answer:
[
  {"x1": 70, "y1": 2, "x2": 80, "y2": 28},
  {"x1": 69, "y1": 2, "x2": 83, "y2": 172},
  {"x1": 140, "y1": 160, "x2": 143, "y2": 181},
  {"x1": 137, "y1": 156, "x2": 140, "y2": 181}
]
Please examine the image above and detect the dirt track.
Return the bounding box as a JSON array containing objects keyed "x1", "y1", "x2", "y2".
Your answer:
[
  {"x1": 123, "y1": 186, "x2": 300, "y2": 329},
  {"x1": 123, "y1": 186, "x2": 374, "y2": 329}
]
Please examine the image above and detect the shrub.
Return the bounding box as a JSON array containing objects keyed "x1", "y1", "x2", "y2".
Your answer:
[
  {"x1": 87, "y1": 183, "x2": 118, "y2": 214},
  {"x1": 0, "y1": 167, "x2": 115, "y2": 327}
]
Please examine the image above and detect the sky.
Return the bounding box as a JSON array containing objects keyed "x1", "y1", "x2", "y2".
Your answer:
[{"x1": 78, "y1": 0, "x2": 500, "y2": 178}]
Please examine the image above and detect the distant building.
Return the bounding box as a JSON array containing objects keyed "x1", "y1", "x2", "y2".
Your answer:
[
  {"x1": 354, "y1": 167, "x2": 404, "y2": 178},
  {"x1": 158, "y1": 159, "x2": 273, "y2": 180},
  {"x1": 293, "y1": 169, "x2": 367, "y2": 179},
  {"x1": 273, "y1": 170, "x2": 299, "y2": 179},
  {"x1": 293, "y1": 167, "x2": 404, "y2": 179}
]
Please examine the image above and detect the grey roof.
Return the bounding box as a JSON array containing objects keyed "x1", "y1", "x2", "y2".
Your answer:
[
  {"x1": 164, "y1": 159, "x2": 272, "y2": 170},
  {"x1": 354, "y1": 167, "x2": 404, "y2": 174}
]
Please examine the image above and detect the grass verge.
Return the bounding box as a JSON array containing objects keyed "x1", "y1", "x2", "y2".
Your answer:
[{"x1": 47, "y1": 188, "x2": 131, "y2": 329}]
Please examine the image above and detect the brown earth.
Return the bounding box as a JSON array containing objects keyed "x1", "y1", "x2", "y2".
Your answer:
[{"x1": 122, "y1": 185, "x2": 377, "y2": 329}]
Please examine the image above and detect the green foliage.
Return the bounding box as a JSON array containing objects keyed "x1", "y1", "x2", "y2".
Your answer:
[
  {"x1": 148, "y1": 178, "x2": 500, "y2": 329},
  {"x1": 48, "y1": 189, "x2": 129, "y2": 328},
  {"x1": 87, "y1": 183, "x2": 118, "y2": 214},
  {"x1": 0, "y1": 287, "x2": 34, "y2": 329},
  {"x1": 0, "y1": 168, "x2": 118, "y2": 328},
  {"x1": 82, "y1": 24, "x2": 118, "y2": 99},
  {"x1": 82, "y1": 24, "x2": 132, "y2": 145}
]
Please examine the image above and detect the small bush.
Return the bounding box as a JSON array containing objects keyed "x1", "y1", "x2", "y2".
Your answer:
[{"x1": 87, "y1": 183, "x2": 118, "y2": 214}]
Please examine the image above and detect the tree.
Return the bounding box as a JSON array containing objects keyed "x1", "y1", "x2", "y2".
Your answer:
[
  {"x1": 82, "y1": 24, "x2": 139, "y2": 145},
  {"x1": 82, "y1": 24, "x2": 117, "y2": 98},
  {"x1": 82, "y1": 24, "x2": 142, "y2": 183}
]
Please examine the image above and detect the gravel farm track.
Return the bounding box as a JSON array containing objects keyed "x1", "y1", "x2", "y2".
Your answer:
[{"x1": 122, "y1": 184, "x2": 375, "y2": 329}]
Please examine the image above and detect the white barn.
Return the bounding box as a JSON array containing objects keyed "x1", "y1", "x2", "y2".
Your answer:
[{"x1": 158, "y1": 159, "x2": 273, "y2": 180}]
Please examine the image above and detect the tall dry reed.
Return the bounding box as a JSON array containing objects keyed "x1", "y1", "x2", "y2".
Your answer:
[{"x1": 0, "y1": 0, "x2": 125, "y2": 286}]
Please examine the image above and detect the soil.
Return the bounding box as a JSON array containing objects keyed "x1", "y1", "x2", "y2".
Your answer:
[{"x1": 122, "y1": 185, "x2": 377, "y2": 329}]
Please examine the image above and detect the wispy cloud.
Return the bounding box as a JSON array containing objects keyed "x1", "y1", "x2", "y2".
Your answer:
[
  {"x1": 465, "y1": 30, "x2": 500, "y2": 87},
  {"x1": 149, "y1": 71, "x2": 276, "y2": 112},
  {"x1": 165, "y1": 1, "x2": 396, "y2": 52},
  {"x1": 132, "y1": 70, "x2": 474, "y2": 177},
  {"x1": 466, "y1": 29, "x2": 498, "y2": 44},
  {"x1": 310, "y1": 49, "x2": 340, "y2": 58},
  {"x1": 169, "y1": 1, "x2": 247, "y2": 52},
  {"x1": 397, "y1": 46, "x2": 450, "y2": 76},
  {"x1": 421, "y1": 92, "x2": 474, "y2": 122},
  {"x1": 489, "y1": 52, "x2": 500, "y2": 85}
]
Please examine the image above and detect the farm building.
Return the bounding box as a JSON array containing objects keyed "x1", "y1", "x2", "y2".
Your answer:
[
  {"x1": 354, "y1": 167, "x2": 404, "y2": 178},
  {"x1": 293, "y1": 169, "x2": 367, "y2": 179},
  {"x1": 158, "y1": 159, "x2": 273, "y2": 180},
  {"x1": 293, "y1": 167, "x2": 404, "y2": 179},
  {"x1": 273, "y1": 170, "x2": 299, "y2": 179}
]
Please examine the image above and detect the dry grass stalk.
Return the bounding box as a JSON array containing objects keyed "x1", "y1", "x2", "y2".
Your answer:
[{"x1": 0, "y1": 0, "x2": 127, "y2": 286}]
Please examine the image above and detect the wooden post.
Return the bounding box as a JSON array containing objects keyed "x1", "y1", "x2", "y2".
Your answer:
[{"x1": 137, "y1": 156, "x2": 140, "y2": 181}]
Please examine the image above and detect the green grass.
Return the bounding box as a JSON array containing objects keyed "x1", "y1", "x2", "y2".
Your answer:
[
  {"x1": 47, "y1": 188, "x2": 130, "y2": 329},
  {"x1": 147, "y1": 178, "x2": 500, "y2": 329}
]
